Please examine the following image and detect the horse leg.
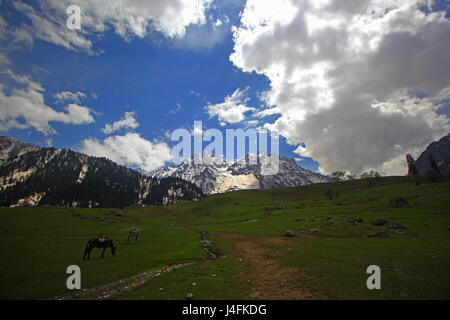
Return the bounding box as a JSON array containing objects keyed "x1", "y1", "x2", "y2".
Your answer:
[
  {"x1": 86, "y1": 247, "x2": 91, "y2": 260},
  {"x1": 101, "y1": 247, "x2": 106, "y2": 259},
  {"x1": 83, "y1": 247, "x2": 87, "y2": 261},
  {"x1": 83, "y1": 242, "x2": 91, "y2": 261}
]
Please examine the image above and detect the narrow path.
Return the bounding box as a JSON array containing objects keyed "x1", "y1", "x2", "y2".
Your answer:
[
  {"x1": 54, "y1": 263, "x2": 193, "y2": 300},
  {"x1": 55, "y1": 232, "x2": 216, "y2": 300},
  {"x1": 215, "y1": 232, "x2": 326, "y2": 300}
]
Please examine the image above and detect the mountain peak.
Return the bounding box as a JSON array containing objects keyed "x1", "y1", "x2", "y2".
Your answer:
[
  {"x1": 0, "y1": 136, "x2": 203, "y2": 208},
  {"x1": 153, "y1": 153, "x2": 330, "y2": 194}
]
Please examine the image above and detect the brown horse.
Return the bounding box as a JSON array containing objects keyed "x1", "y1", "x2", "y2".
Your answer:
[{"x1": 83, "y1": 237, "x2": 116, "y2": 260}]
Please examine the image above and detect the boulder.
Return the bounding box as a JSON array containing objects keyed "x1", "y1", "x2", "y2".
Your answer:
[
  {"x1": 284, "y1": 230, "x2": 295, "y2": 237},
  {"x1": 390, "y1": 197, "x2": 409, "y2": 208},
  {"x1": 406, "y1": 154, "x2": 418, "y2": 176},
  {"x1": 386, "y1": 222, "x2": 408, "y2": 229},
  {"x1": 371, "y1": 218, "x2": 389, "y2": 226},
  {"x1": 367, "y1": 231, "x2": 388, "y2": 238}
]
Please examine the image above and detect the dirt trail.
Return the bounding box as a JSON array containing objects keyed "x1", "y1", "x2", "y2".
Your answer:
[
  {"x1": 54, "y1": 263, "x2": 193, "y2": 300},
  {"x1": 216, "y1": 232, "x2": 326, "y2": 300}
]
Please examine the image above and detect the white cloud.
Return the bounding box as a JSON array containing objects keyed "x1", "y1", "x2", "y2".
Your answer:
[
  {"x1": 79, "y1": 132, "x2": 172, "y2": 172},
  {"x1": 231, "y1": 0, "x2": 450, "y2": 175},
  {"x1": 169, "y1": 103, "x2": 182, "y2": 115},
  {"x1": 13, "y1": 1, "x2": 96, "y2": 54},
  {"x1": 170, "y1": 13, "x2": 231, "y2": 49},
  {"x1": 54, "y1": 91, "x2": 87, "y2": 104},
  {"x1": 102, "y1": 111, "x2": 139, "y2": 134},
  {"x1": 0, "y1": 52, "x2": 10, "y2": 66},
  {"x1": 0, "y1": 69, "x2": 96, "y2": 135},
  {"x1": 205, "y1": 87, "x2": 256, "y2": 125},
  {"x1": 12, "y1": 0, "x2": 214, "y2": 54}
]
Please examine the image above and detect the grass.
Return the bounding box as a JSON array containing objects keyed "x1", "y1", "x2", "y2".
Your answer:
[
  {"x1": 0, "y1": 206, "x2": 204, "y2": 299},
  {"x1": 0, "y1": 176, "x2": 449, "y2": 299}
]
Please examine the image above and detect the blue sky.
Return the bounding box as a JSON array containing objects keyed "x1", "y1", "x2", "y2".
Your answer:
[{"x1": 0, "y1": 0, "x2": 449, "y2": 175}]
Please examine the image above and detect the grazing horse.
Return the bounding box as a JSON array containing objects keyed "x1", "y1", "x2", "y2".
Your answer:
[
  {"x1": 83, "y1": 237, "x2": 116, "y2": 260},
  {"x1": 127, "y1": 228, "x2": 139, "y2": 244}
]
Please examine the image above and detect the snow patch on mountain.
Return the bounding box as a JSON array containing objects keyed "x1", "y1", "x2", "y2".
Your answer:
[{"x1": 152, "y1": 153, "x2": 330, "y2": 194}]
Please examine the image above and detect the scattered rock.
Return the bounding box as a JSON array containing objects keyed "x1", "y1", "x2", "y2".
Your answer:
[
  {"x1": 249, "y1": 291, "x2": 260, "y2": 299},
  {"x1": 390, "y1": 197, "x2": 409, "y2": 208},
  {"x1": 326, "y1": 217, "x2": 333, "y2": 220},
  {"x1": 371, "y1": 218, "x2": 389, "y2": 226},
  {"x1": 284, "y1": 230, "x2": 295, "y2": 237},
  {"x1": 295, "y1": 218, "x2": 304, "y2": 222},
  {"x1": 159, "y1": 288, "x2": 164, "y2": 292},
  {"x1": 310, "y1": 228, "x2": 320, "y2": 234},
  {"x1": 348, "y1": 218, "x2": 363, "y2": 223},
  {"x1": 386, "y1": 222, "x2": 408, "y2": 229},
  {"x1": 367, "y1": 231, "x2": 388, "y2": 238},
  {"x1": 326, "y1": 222, "x2": 334, "y2": 225},
  {"x1": 186, "y1": 293, "x2": 194, "y2": 299}
]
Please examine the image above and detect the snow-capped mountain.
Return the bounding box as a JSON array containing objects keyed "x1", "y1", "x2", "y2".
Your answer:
[
  {"x1": 152, "y1": 153, "x2": 331, "y2": 194},
  {"x1": 0, "y1": 136, "x2": 203, "y2": 208}
]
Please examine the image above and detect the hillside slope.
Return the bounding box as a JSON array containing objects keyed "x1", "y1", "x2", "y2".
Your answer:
[{"x1": 0, "y1": 137, "x2": 203, "y2": 208}]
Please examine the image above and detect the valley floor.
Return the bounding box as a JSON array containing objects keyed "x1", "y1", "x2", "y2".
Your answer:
[{"x1": 1, "y1": 176, "x2": 449, "y2": 300}]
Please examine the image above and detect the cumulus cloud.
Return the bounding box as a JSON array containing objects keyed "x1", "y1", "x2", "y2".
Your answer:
[
  {"x1": 0, "y1": 69, "x2": 95, "y2": 135},
  {"x1": 12, "y1": 0, "x2": 213, "y2": 54},
  {"x1": 54, "y1": 90, "x2": 87, "y2": 104},
  {"x1": 231, "y1": 0, "x2": 450, "y2": 175},
  {"x1": 205, "y1": 87, "x2": 256, "y2": 125},
  {"x1": 102, "y1": 111, "x2": 139, "y2": 134},
  {"x1": 170, "y1": 13, "x2": 231, "y2": 49},
  {"x1": 79, "y1": 132, "x2": 172, "y2": 172}
]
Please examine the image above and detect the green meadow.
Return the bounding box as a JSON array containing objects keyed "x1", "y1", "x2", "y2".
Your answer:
[{"x1": 0, "y1": 176, "x2": 449, "y2": 299}]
